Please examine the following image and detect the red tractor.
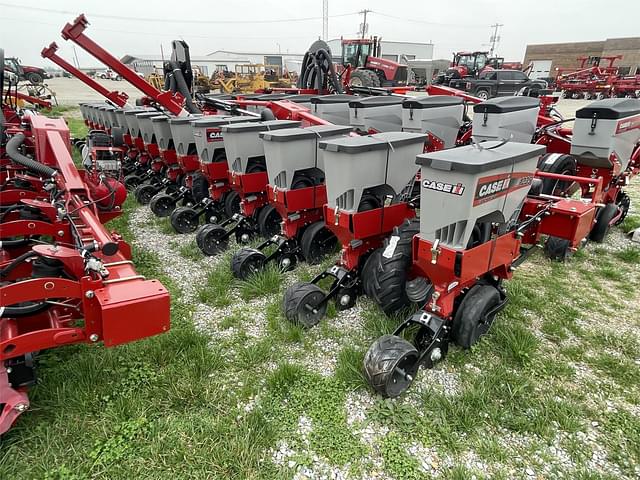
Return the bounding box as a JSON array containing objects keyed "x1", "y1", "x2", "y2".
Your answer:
[
  {"x1": 435, "y1": 51, "x2": 511, "y2": 89},
  {"x1": 3, "y1": 56, "x2": 48, "y2": 84},
  {"x1": 340, "y1": 37, "x2": 409, "y2": 88}
]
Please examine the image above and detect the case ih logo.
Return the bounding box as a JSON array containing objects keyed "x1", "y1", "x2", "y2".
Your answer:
[
  {"x1": 206, "y1": 128, "x2": 223, "y2": 142},
  {"x1": 615, "y1": 114, "x2": 640, "y2": 134},
  {"x1": 473, "y1": 172, "x2": 533, "y2": 206},
  {"x1": 422, "y1": 179, "x2": 466, "y2": 196}
]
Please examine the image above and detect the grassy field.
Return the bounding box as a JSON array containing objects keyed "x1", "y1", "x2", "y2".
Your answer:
[{"x1": 0, "y1": 109, "x2": 639, "y2": 479}]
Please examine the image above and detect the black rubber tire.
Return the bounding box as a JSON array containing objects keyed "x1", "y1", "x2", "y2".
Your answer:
[
  {"x1": 451, "y1": 285, "x2": 501, "y2": 349},
  {"x1": 537, "y1": 154, "x2": 577, "y2": 196},
  {"x1": 349, "y1": 69, "x2": 380, "y2": 88},
  {"x1": 190, "y1": 173, "x2": 210, "y2": 203},
  {"x1": 282, "y1": 282, "x2": 327, "y2": 328},
  {"x1": 544, "y1": 236, "x2": 572, "y2": 261},
  {"x1": 196, "y1": 224, "x2": 229, "y2": 256},
  {"x1": 134, "y1": 184, "x2": 157, "y2": 205},
  {"x1": 149, "y1": 193, "x2": 176, "y2": 217},
  {"x1": 300, "y1": 221, "x2": 337, "y2": 264},
  {"x1": 589, "y1": 203, "x2": 619, "y2": 242},
  {"x1": 231, "y1": 248, "x2": 266, "y2": 280},
  {"x1": 357, "y1": 194, "x2": 381, "y2": 212},
  {"x1": 361, "y1": 249, "x2": 381, "y2": 298},
  {"x1": 614, "y1": 191, "x2": 630, "y2": 226},
  {"x1": 291, "y1": 174, "x2": 314, "y2": 190},
  {"x1": 124, "y1": 174, "x2": 142, "y2": 190},
  {"x1": 370, "y1": 218, "x2": 420, "y2": 316},
  {"x1": 363, "y1": 334, "x2": 419, "y2": 398},
  {"x1": 257, "y1": 205, "x2": 282, "y2": 238},
  {"x1": 224, "y1": 191, "x2": 241, "y2": 218},
  {"x1": 27, "y1": 72, "x2": 43, "y2": 84},
  {"x1": 170, "y1": 207, "x2": 200, "y2": 234}
]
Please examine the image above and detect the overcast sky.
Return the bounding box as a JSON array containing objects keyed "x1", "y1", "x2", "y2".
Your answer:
[{"x1": 1, "y1": 0, "x2": 639, "y2": 68}]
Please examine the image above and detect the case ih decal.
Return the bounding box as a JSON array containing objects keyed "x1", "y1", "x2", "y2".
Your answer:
[
  {"x1": 616, "y1": 114, "x2": 640, "y2": 134},
  {"x1": 422, "y1": 179, "x2": 466, "y2": 196},
  {"x1": 206, "y1": 128, "x2": 223, "y2": 142},
  {"x1": 473, "y1": 172, "x2": 533, "y2": 206}
]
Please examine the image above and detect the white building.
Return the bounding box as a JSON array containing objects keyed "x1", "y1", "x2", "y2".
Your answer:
[{"x1": 206, "y1": 50, "x2": 306, "y2": 75}]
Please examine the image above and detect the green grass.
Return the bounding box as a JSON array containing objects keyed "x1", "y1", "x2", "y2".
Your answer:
[
  {"x1": 197, "y1": 259, "x2": 235, "y2": 308},
  {"x1": 238, "y1": 264, "x2": 284, "y2": 300}
]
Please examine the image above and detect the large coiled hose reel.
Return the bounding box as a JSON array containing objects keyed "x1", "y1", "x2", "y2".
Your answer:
[{"x1": 297, "y1": 40, "x2": 343, "y2": 94}]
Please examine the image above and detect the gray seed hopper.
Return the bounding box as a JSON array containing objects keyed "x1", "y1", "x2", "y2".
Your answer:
[
  {"x1": 416, "y1": 141, "x2": 545, "y2": 249},
  {"x1": 319, "y1": 132, "x2": 426, "y2": 212},
  {"x1": 123, "y1": 107, "x2": 152, "y2": 138},
  {"x1": 310, "y1": 94, "x2": 356, "y2": 125},
  {"x1": 136, "y1": 112, "x2": 163, "y2": 145},
  {"x1": 402, "y1": 95, "x2": 465, "y2": 149},
  {"x1": 349, "y1": 95, "x2": 405, "y2": 133},
  {"x1": 472, "y1": 96, "x2": 540, "y2": 143},
  {"x1": 191, "y1": 115, "x2": 260, "y2": 164},
  {"x1": 260, "y1": 124, "x2": 353, "y2": 189},
  {"x1": 169, "y1": 115, "x2": 203, "y2": 156},
  {"x1": 571, "y1": 98, "x2": 640, "y2": 170},
  {"x1": 222, "y1": 120, "x2": 301, "y2": 174},
  {"x1": 151, "y1": 115, "x2": 175, "y2": 150}
]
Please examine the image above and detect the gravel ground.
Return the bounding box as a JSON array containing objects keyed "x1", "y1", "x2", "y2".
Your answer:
[{"x1": 45, "y1": 76, "x2": 145, "y2": 105}]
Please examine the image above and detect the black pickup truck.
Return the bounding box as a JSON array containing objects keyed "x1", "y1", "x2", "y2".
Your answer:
[{"x1": 466, "y1": 70, "x2": 547, "y2": 100}]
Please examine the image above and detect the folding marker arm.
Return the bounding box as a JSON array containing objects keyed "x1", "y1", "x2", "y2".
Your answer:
[{"x1": 41, "y1": 42, "x2": 129, "y2": 108}]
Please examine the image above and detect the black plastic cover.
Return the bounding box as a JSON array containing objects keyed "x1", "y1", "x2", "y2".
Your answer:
[
  {"x1": 319, "y1": 131, "x2": 425, "y2": 153},
  {"x1": 473, "y1": 96, "x2": 539, "y2": 114},
  {"x1": 576, "y1": 98, "x2": 640, "y2": 120},
  {"x1": 310, "y1": 94, "x2": 356, "y2": 104},
  {"x1": 349, "y1": 96, "x2": 405, "y2": 108},
  {"x1": 403, "y1": 95, "x2": 464, "y2": 109},
  {"x1": 416, "y1": 141, "x2": 546, "y2": 173}
]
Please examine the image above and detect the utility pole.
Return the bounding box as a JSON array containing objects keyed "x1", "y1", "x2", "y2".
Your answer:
[
  {"x1": 489, "y1": 23, "x2": 504, "y2": 57},
  {"x1": 322, "y1": 0, "x2": 328, "y2": 41},
  {"x1": 359, "y1": 9, "x2": 371, "y2": 39}
]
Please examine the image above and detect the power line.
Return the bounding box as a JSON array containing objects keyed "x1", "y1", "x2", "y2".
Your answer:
[
  {"x1": 489, "y1": 23, "x2": 504, "y2": 56},
  {"x1": 371, "y1": 11, "x2": 488, "y2": 29},
  {"x1": 0, "y1": 2, "x2": 359, "y2": 24}
]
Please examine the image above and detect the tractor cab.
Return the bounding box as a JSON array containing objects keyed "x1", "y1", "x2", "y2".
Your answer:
[
  {"x1": 452, "y1": 51, "x2": 489, "y2": 78},
  {"x1": 341, "y1": 39, "x2": 377, "y2": 69},
  {"x1": 3, "y1": 57, "x2": 25, "y2": 78}
]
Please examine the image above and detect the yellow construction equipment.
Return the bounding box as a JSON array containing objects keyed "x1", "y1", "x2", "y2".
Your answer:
[{"x1": 212, "y1": 64, "x2": 292, "y2": 94}]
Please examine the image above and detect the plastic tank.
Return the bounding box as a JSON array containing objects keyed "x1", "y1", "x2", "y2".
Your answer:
[{"x1": 471, "y1": 96, "x2": 540, "y2": 144}]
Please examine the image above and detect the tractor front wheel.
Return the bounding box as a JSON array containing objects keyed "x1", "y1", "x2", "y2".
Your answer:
[
  {"x1": 363, "y1": 334, "x2": 419, "y2": 398},
  {"x1": 349, "y1": 70, "x2": 380, "y2": 88}
]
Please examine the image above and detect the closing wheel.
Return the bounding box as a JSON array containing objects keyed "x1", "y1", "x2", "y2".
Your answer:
[
  {"x1": 283, "y1": 282, "x2": 327, "y2": 328},
  {"x1": 224, "y1": 191, "x2": 241, "y2": 218},
  {"x1": 134, "y1": 184, "x2": 157, "y2": 205},
  {"x1": 589, "y1": 203, "x2": 619, "y2": 242},
  {"x1": 196, "y1": 224, "x2": 229, "y2": 256},
  {"x1": 257, "y1": 205, "x2": 282, "y2": 238},
  {"x1": 170, "y1": 207, "x2": 200, "y2": 234},
  {"x1": 149, "y1": 193, "x2": 177, "y2": 217},
  {"x1": 614, "y1": 191, "x2": 630, "y2": 226},
  {"x1": 451, "y1": 285, "x2": 501, "y2": 349},
  {"x1": 361, "y1": 249, "x2": 382, "y2": 298},
  {"x1": 124, "y1": 174, "x2": 142, "y2": 190},
  {"x1": 363, "y1": 334, "x2": 419, "y2": 398},
  {"x1": 231, "y1": 248, "x2": 267, "y2": 280},
  {"x1": 544, "y1": 236, "x2": 572, "y2": 261},
  {"x1": 300, "y1": 221, "x2": 338, "y2": 264}
]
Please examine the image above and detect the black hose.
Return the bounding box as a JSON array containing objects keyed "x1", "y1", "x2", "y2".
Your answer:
[
  {"x1": 0, "y1": 204, "x2": 22, "y2": 222},
  {"x1": 0, "y1": 251, "x2": 39, "y2": 278},
  {"x1": 0, "y1": 239, "x2": 30, "y2": 248},
  {"x1": 6, "y1": 134, "x2": 57, "y2": 179},
  {"x1": 169, "y1": 60, "x2": 201, "y2": 115}
]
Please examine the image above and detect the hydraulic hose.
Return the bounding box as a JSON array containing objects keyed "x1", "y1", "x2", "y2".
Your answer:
[
  {"x1": 6, "y1": 133, "x2": 57, "y2": 179},
  {"x1": 169, "y1": 60, "x2": 201, "y2": 115},
  {"x1": 0, "y1": 251, "x2": 39, "y2": 278},
  {"x1": 0, "y1": 302, "x2": 48, "y2": 318}
]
